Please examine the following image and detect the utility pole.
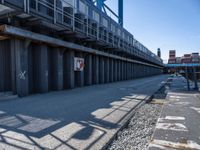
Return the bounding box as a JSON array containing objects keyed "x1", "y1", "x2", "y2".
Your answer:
[
  {"x1": 193, "y1": 66, "x2": 198, "y2": 90},
  {"x1": 185, "y1": 66, "x2": 190, "y2": 91}
]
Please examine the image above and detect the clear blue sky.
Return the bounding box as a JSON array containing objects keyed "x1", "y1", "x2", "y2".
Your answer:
[{"x1": 105, "y1": 0, "x2": 200, "y2": 62}]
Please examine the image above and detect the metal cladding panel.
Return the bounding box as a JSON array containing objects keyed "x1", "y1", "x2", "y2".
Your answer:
[
  {"x1": 3, "y1": 0, "x2": 24, "y2": 9},
  {"x1": 0, "y1": 40, "x2": 12, "y2": 92}
]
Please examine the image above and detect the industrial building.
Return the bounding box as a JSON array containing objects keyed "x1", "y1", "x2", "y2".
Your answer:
[
  {"x1": 0, "y1": 0, "x2": 163, "y2": 97},
  {"x1": 168, "y1": 50, "x2": 200, "y2": 64}
]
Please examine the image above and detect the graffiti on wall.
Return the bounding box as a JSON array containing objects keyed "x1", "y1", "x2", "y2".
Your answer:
[{"x1": 18, "y1": 71, "x2": 26, "y2": 80}]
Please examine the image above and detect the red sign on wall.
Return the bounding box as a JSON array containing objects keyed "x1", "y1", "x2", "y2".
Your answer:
[{"x1": 74, "y1": 57, "x2": 84, "y2": 71}]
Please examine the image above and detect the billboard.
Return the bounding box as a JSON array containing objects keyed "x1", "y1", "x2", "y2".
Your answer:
[{"x1": 74, "y1": 57, "x2": 84, "y2": 71}]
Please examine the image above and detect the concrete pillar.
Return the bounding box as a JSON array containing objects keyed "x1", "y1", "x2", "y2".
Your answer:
[
  {"x1": 104, "y1": 57, "x2": 110, "y2": 83},
  {"x1": 37, "y1": 44, "x2": 49, "y2": 93},
  {"x1": 121, "y1": 60, "x2": 123, "y2": 81},
  {"x1": 99, "y1": 56, "x2": 105, "y2": 84},
  {"x1": 64, "y1": 50, "x2": 75, "y2": 89},
  {"x1": 122, "y1": 61, "x2": 125, "y2": 80},
  {"x1": 120, "y1": 61, "x2": 122, "y2": 81},
  {"x1": 10, "y1": 40, "x2": 17, "y2": 94},
  {"x1": 84, "y1": 54, "x2": 92, "y2": 85},
  {"x1": 130, "y1": 63, "x2": 133, "y2": 79},
  {"x1": 75, "y1": 52, "x2": 84, "y2": 87},
  {"x1": 109, "y1": 58, "x2": 114, "y2": 82},
  {"x1": 113, "y1": 59, "x2": 117, "y2": 82},
  {"x1": 14, "y1": 39, "x2": 29, "y2": 97},
  {"x1": 49, "y1": 48, "x2": 63, "y2": 90},
  {"x1": 0, "y1": 40, "x2": 12, "y2": 93},
  {"x1": 135, "y1": 64, "x2": 139, "y2": 78},
  {"x1": 127, "y1": 63, "x2": 130, "y2": 79},
  {"x1": 125, "y1": 62, "x2": 127, "y2": 80},
  {"x1": 118, "y1": 60, "x2": 121, "y2": 81},
  {"x1": 92, "y1": 55, "x2": 99, "y2": 84}
]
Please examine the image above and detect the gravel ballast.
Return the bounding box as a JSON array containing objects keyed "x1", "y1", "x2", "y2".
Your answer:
[
  {"x1": 108, "y1": 83, "x2": 169, "y2": 150},
  {"x1": 108, "y1": 103, "x2": 162, "y2": 150}
]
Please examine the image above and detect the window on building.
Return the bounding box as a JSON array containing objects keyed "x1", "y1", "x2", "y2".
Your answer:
[
  {"x1": 102, "y1": 17, "x2": 108, "y2": 27},
  {"x1": 93, "y1": 10, "x2": 100, "y2": 22},
  {"x1": 111, "y1": 24, "x2": 115, "y2": 32},
  {"x1": 79, "y1": 0, "x2": 88, "y2": 15}
]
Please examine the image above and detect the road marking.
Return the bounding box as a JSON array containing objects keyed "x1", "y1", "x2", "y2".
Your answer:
[
  {"x1": 190, "y1": 107, "x2": 200, "y2": 114},
  {"x1": 156, "y1": 123, "x2": 188, "y2": 131},
  {"x1": 149, "y1": 139, "x2": 200, "y2": 150}
]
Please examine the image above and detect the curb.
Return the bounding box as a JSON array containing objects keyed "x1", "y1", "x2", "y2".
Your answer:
[{"x1": 102, "y1": 83, "x2": 165, "y2": 150}]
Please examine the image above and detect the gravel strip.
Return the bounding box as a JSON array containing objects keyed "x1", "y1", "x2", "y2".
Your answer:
[
  {"x1": 107, "y1": 82, "x2": 169, "y2": 150},
  {"x1": 108, "y1": 103, "x2": 162, "y2": 150}
]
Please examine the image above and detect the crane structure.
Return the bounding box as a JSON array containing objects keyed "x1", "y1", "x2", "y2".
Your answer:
[{"x1": 94, "y1": 0, "x2": 123, "y2": 26}]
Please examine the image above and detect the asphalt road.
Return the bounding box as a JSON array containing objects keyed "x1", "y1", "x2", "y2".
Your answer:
[
  {"x1": 0, "y1": 75, "x2": 168, "y2": 150},
  {"x1": 149, "y1": 76, "x2": 200, "y2": 150}
]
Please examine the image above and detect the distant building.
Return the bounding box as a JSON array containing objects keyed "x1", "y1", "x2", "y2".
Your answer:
[
  {"x1": 168, "y1": 50, "x2": 200, "y2": 64},
  {"x1": 181, "y1": 54, "x2": 192, "y2": 63},
  {"x1": 157, "y1": 48, "x2": 161, "y2": 58},
  {"x1": 168, "y1": 50, "x2": 176, "y2": 64},
  {"x1": 176, "y1": 57, "x2": 181, "y2": 64},
  {"x1": 191, "y1": 53, "x2": 200, "y2": 63}
]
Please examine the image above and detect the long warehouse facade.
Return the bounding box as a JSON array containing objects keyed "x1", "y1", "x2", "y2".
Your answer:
[{"x1": 0, "y1": 0, "x2": 163, "y2": 97}]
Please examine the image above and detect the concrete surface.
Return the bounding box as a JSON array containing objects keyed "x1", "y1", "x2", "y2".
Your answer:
[
  {"x1": 149, "y1": 76, "x2": 200, "y2": 150},
  {"x1": 0, "y1": 75, "x2": 168, "y2": 150}
]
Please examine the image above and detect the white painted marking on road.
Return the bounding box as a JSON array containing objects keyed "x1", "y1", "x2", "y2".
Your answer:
[
  {"x1": 165, "y1": 116, "x2": 185, "y2": 120},
  {"x1": 190, "y1": 107, "x2": 200, "y2": 114},
  {"x1": 157, "y1": 116, "x2": 185, "y2": 123},
  {"x1": 175, "y1": 102, "x2": 190, "y2": 105},
  {"x1": 169, "y1": 95, "x2": 182, "y2": 99},
  {"x1": 150, "y1": 139, "x2": 200, "y2": 150},
  {"x1": 156, "y1": 123, "x2": 188, "y2": 131},
  {"x1": 148, "y1": 143, "x2": 166, "y2": 149},
  {"x1": 170, "y1": 98, "x2": 180, "y2": 102}
]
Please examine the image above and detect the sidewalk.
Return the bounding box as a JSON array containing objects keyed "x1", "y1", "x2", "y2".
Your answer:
[
  {"x1": 149, "y1": 76, "x2": 200, "y2": 150},
  {"x1": 0, "y1": 75, "x2": 167, "y2": 150}
]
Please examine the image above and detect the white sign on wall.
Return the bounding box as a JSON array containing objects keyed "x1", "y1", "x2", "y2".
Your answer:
[{"x1": 74, "y1": 57, "x2": 84, "y2": 71}]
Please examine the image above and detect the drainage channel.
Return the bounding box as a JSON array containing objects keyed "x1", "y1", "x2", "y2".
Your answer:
[{"x1": 106, "y1": 80, "x2": 171, "y2": 150}]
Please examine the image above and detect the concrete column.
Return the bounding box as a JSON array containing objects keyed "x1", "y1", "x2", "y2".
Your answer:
[
  {"x1": 84, "y1": 54, "x2": 92, "y2": 85},
  {"x1": 75, "y1": 52, "x2": 84, "y2": 87},
  {"x1": 133, "y1": 63, "x2": 135, "y2": 79},
  {"x1": 50, "y1": 48, "x2": 63, "y2": 90},
  {"x1": 10, "y1": 40, "x2": 17, "y2": 94},
  {"x1": 118, "y1": 60, "x2": 121, "y2": 81},
  {"x1": 0, "y1": 40, "x2": 12, "y2": 92},
  {"x1": 125, "y1": 62, "x2": 127, "y2": 80},
  {"x1": 132, "y1": 63, "x2": 134, "y2": 79},
  {"x1": 109, "y1": 58, "x2": 114, "y2": 82},
  {"x1": 130, "y1": 63, "x2": 133, "y2": 79},
  {"x1": 14, "y1": 39, "x2": 29, "y2": 97},
  {"x1": 122, "y1": 61, "x2": 125, "y2": 80},
  {"x1": 104, "y1": 57, "x2": 110, "y2": 83},
  {"x1": 135, "y1": 64, "x2": 138, "y2": 78},
  {"x1": 113, "y1": 59, "x2": 117, "y2": 82},
  {"x1": 92, "y1": 55, "x2": 99, "y2": 84},
  {"x1": 0, "y1": 40, "x2": 11, "y2": 93},
  {"x1": 121, "y1": 61, "x2": 124, "y2": 80},
  {"x1": 64, "y1": 50, "x2": 74, "y2": 89},
  {"x1": 127, "y1": 63, "x2": 130, "y2": 79},
  {"x1": 99, "y1": 56, "x2": 105, "y2": 84},
  {"x1": 38, "y1": 45, "x2": 49, "y2": 93}
]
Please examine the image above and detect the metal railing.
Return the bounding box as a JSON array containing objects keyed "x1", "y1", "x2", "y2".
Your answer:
[{"x1": 0, "y1": 0, "x2": 163, "y2": 65}]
